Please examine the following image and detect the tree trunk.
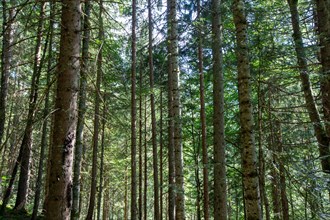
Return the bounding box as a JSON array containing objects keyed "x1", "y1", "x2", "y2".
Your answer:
[
  {"x1": 257, "y1": 81, "x2": 270, "y2": 220},
  {"x1": 197, "y1": 0, "x2": 209, "y2": 219},
  {"x1": 72, "y1": 0, "x2": 91, "y2": 219},
  {"x1": 86, "y1": 0, "x2": 103, "y2": 218},
  {"x1": 233, "y1": 0, "x2": 262, "y2": 219},
  {"x1": 15, "y1": 2, "x2": 46, "y2": 211},
  {"x1": 131, "y1": 0, "x2": 137, "y2": 218},
  {"x1": 211, "y1": 0, "x2": 228, "y2": 219},
  {"x1": 44, "y1": 0, "x2": 81, "y2": 218},
  {"x1": 138, "y1": 58, "x2": 143, "y2": 220},
  {"x1": 97, "y1": 95, "x2": 106, "y2": 220},
  {"x1": 0, "y1": 0, "x2": 14, "y2": 144},
  {"x1": 31, "y1": 2, "x2": 55, "y2": 218},
  {"x1": 275, "y1": 121, "x2": 289, "y2": 220},
  {"x1": 315, "y1": 0, "x2": 330, "y2": 164},
  {"x1": 167, "y1": 0, "x2": 175, "y2": 218},
  {"x1": 160, "y1": 87, "x2": 164, "y2": 220},
  {"x1": 144, "y1": 98, "x2": 148, "y2": 220},
  {"x1": 168, "y1": 0, "x2": 185, "y2": 218},
  {"x1": 147, "y1": 0, "x2": 160, "y2": 219},
  {"x1": 288, "y1": 0, "x2": 330, "y2": 173}
]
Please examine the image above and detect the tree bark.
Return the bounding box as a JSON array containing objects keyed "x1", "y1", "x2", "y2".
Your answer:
[
  {"x1": 233, "y1": 0, "x2": 262, "y2": 219},
  {"x1": 197, "y1": 0, "x2": 209, "y2": 219},
  {"x1": 315, "y1": 0, "x2": 330, "y2": 162},
  {"x1": 288, "y1": 0, "x2": 330, "y2": 173},
  {"x1": 44, "y1": 0, "x2": 81, "y2": 218},
  {"x1": 168, "y1": 0, "x2": 185, "y2": 218},
  {"x1": 167, "y1": 0, "x2": 175, "y2": 218},
  {"x1": 131, "y1": 0, "x2": 137, "y2": 218},
  {"x1": 72, "y1": 0, "x2": 91, "y2": 219},
  {"x1": 0, "y1": 0, "x2": 14, "y2": 144},
  {"x1": 211, "y1": 0, "x2": 228, "y2": 219},
  {"x1": 86, "y1": 0, "x2": 103, "y2": 218},
  {"x1": 147, "y1": 0, "x2": 160, "y2": 218}
]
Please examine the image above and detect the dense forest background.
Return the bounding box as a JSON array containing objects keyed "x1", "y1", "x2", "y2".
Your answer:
[{"x1": 0, "y1": 0, "x2": 329, "y2": 219}]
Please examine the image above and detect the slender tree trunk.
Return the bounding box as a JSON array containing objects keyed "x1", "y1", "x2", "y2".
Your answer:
[
  {"x1": 167, "y1": 0, "x2": 175, "y2": 218},
  {"x1": 315, "y1": 0, "x2": 330, "y2": 164},
  {"x1": 131, "y1": 0, "x2": 137, "y2": 218},
  {"x1": 144, "y1": 98, "x2": 148, "y2": 220},
  {"x1": 275, "y1": 121, "x2": 289, "y2": 220},
  {"x1": 31, "y1": 2, "x2": 55, "y2": 218},
  {"x1": 138, "y1": 60, "x2": 143, "y2": 220},
  {"x1": 147, "y1": 0, "x2": 160, "y2": 218},
  {"x1": 86, "y1": 0, "x2": 103, "y2": 218},
  {"x1": 168, "y1": 0, "x2": 185, "y2": 218},
  {"x1": 72, "y1": 0, "x2": 91, "y2": 219},
  {"x1": 257, "y1": 81, "x2": 270, "y2": 220},
  {"x1": 15, "y1": 2, "x2": 46, "y2": 211},
  {"x1": 124, "y1": 166, "x2": 128, "y2": 220},
  {"x1": 288, "y1": 0, "x2": 330, "y2": 173},
  {"x1": 197, "y1": 0, "x2": 209, "y2": 219},
  {"x1": 97, "y1": 95, "x2": 106, "y2": 220},
  {"x1": 233, "y1": 0, "x2": 262, "y2": 219},
  {"x1": 212, "y1": 0, "x2": 227, "y2": 219},
  {"x1": 0, "y1": 0, "x2": 14, "y2": 144},
  {"x1": 268, "y1": 89, "x2": 281, "y2": 220},
  {"x1": 44, "y1": 0, "x2": 81, "y2": 218},
  {"x1": 160, "y1": 87, "x2": 164, "y2": 220},
  {"x1": 102, "y1": 176, "x2": 110, "y2": 220}
]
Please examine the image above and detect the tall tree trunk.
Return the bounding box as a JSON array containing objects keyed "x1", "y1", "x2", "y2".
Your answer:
[
  {"x1": 15, "y1": 2, "x2": 46, "y2": 211},
  {"x1": 138, "y1": 60, "x2": 143, "y2": 220},
  {"x1": 144, "y1": 98, "x2": 148, "y2": 220},
  {"x1": 147, "y1": 0, "x2": 160, "y2": 218},
  {"x1": 315, "y1": 0, "x2": 330, "y2": 166},
  {"x1": 31, "y1": 2, "x2": 55, "y2": 218},
  {"x1": 288, "y1": 0, "x2": 330, "y2": 173},
  {"x1": 97, "y1": 95, "x2": 106, "y2": 220},
  {"x1": 211, "y1": 0, "x2": 227, "y2": 219},
  {"x1": 257, "y1": 80, "x2": 270, "y2": 220},
  {"x1": 167, "y1": 0, "x2": 175, "y2": 218},
  {"x1": 233, "y1": 0, "x2": 262, "y2": 219},
  {"x1": 131, "y1": 0, "x2": 137, "y2": 218},
  {"x1": 275, "y1": 121, "x2": 289, "y2": 220},
  {"x1": 0, "y1": 0, "x2": 14, "y2": 144},
  {"x1": 168, "y1": 0, "x2": 185, "y2": 218},
  {"x1": 72, "y1": 0, "x2": 91, "y2": 219},
  {"x1": 197, "y1": 0, "x2": 209, "y2": 219},
  {"x1": 268, "y1": 88, "x2": 281, "y2": 220},
  {"x1": 159, "y1": 87, "x2": 164, "y2": 220},
  {"x1": 86, "y1": 0, "x2": 103, "y2": 218},
  {"x1": 44, "y1": 0, "x2": 81, "y2": 218}
]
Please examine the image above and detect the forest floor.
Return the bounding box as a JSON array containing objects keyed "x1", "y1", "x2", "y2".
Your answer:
[{"x1": 0, "y1": 207, "x2": 43, "y2": 220}]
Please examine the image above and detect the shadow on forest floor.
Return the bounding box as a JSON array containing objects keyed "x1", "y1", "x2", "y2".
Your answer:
[{"x1": 0, "y1": 206, "x2": 44, "y2": 220}]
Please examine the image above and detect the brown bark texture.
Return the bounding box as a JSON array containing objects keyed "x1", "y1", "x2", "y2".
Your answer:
[
  {"x1": 233, "y1": 0, "x2": 262, "y2": 219},
  {"x1": 45, "y1": 0, "x2": 80, "y2": 219}
]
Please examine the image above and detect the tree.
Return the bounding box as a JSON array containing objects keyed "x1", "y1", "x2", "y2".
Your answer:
[
  {"x1": 197, "y1": 0, "x2": 209, "y2": 218},
  {"x1": 131, "y1": 0, "x2": 138, "y2": 218},
  {"x1": 0, "y1": 0, "x2": 14, "y2": 144},
  {"x1": 72, "y1": 0, "x2": 91, "y2": 219},
  {"x1": 169, "y1": 0, "x2": 185, "y2": 218},
  {"x1": 233, "y1": 0, "x2": 262, "y2": 219},
  {"x1": 314, "y1": 0, "x2": 330, "y2": 173},
  {"x1": 148, "y1": 0, "x2": 160, "y2": 218},
  {"x1": 44, "y1": 0, "x2": 81, "y2": 218}
]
